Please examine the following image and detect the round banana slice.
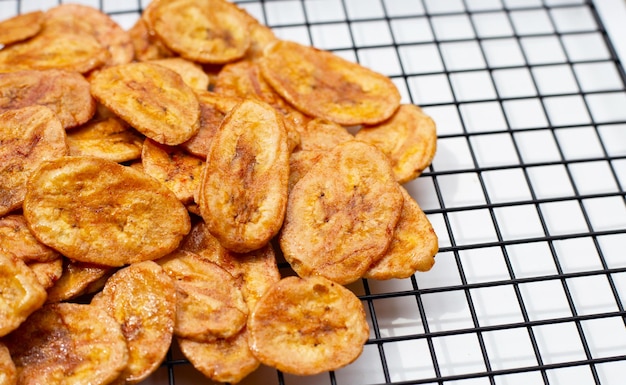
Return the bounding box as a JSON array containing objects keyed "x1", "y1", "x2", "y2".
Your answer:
[
  {"x1": 91, "y1": 261, "x2": 176, "y2": 384},
  {"x1": 149, "y1": 57, "x2": 210, "y2": 90},
  {"x1": 0, "y1": 10, "x2": 44, "y2": 45},
  {"x1": 299, "y1": 118, "x2": 354, "y2": 152},
  {"x1": 0, "y1": 69, "x2": 95, "y2": 129},
  {"x1": 198, "y1": 99, "x2": 289, "y2": 253},
  {"x1": 0, "y1": 250, "x2": 47, "y2": 337},
  {"x1": 260, "y1": 40, "x2": 401, "y2": 126},
  {"x1": 46, "y1": 260, "x2": 113, "y2": 303},
  {"x1": 23, "y1": 156, "x2": 191, "y2": 267},
  {"x1": 0, "y1": 106, "x2": 68, "y2": 217},
  {"x1": 356, "y1": 104, "x2": 437, "y2": 183},
  {"x1": 280, "y1": 141, "x2": 404, "y2": 285},
  {"x1": 0, "y1": 342, "x2": 16, "y2": 385},
  {"x1": 0, "y1": 214, "x2": 60, "y2": 263},
  {"x1": 247, "y1": 276, "x2": 369, "y2": 376},
  {"x1": 365, "y1": 186, "x2": 438, "y2": 279},
  {"x1": 4, "y1": 302, "x2": 128, "y2": 385},
  {"x1": 89, "y1": 62, "x2": 201, "y2": 146},
  {"x1": 150, "y1": 0, "x2": 251, "y2": 64}
]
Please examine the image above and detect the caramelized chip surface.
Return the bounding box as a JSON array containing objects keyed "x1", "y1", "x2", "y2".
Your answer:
[
  {"x1": 0, "y1": 11, "x2": 44, "y2": 45},
  {"x1": 89, "y1": 62, "x2": 200, "y2": 146},
  {"x1": 280, "y1": 141, "x2": 403, "y2": 284},
  {"x1": 248, "y1": 276, "x2": 369, "y2": 375},
  {"x1": 199, "y1": 99, "x2": 289, "y2": 253},
  {"x1": 23, "y1": 156, "x2": 191, "y2": 267},
  {"x1": 260, "y1": 40, "x2": 400, "y2": 125}
]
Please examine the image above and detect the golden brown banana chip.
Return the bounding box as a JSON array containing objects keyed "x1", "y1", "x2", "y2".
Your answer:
[
  {"x1": 149, "y1": 57, "x2": 210, "y2": 90},
  {"x1": 0, "y1": 31, "x2": 108, "y2": 74},
  {"x1": 178, "y1": 328, "x2": 260, "y2": 384},
  {"x1": 27, "y1": 257, "x2": 63, "y2": 290},
  {"x1": 365, "y1": 186, "x2": 438, "y2": 279},
  {"x1": 23, "y1": 156, "x2": 191, "y2": 267},
  {"x1": 248, "y1": 276, "x2": 369, "y2": 376},
  {"x1": 299, "y1": 118, "x2": 355, "y2": 151},
  {"x1": 288, "y1": 149, "x2": 326, "y2": 193},
  {"x1": 141, "y1": 138, "x2": 205, "y2": 204},
  {"x1": 128, "y1": 18, "x2": 176, "y2": 61},
  {"x1": 4, "y1": 302, "x2": 128, "y2": 385},
  {"x1": 158, "y1": 250, "x2": 248, "y2": 341},
  {"x1": 180, "y1": 90, "x2": 242, "y2": 158},
  {"x1": 280, "y1": 141, "x2": 404, "y2": 285},
  {"x1": 0, "y1": 106, "x2": 68, "y2": 217},
  {"x1": 240, "y1": 13, "x2": 277, "y2": 61},
  {"x1": 0, "y1": 69, "x2": 95, "y2": 129},
  {"x1": 198, "y1": 99, "x2": 289, "y2": 253},
  {"x1": 44, "y1": 4, "x2": 134, "y2": 66},
  {"x1": 0, "y1": 10, "x2": 44, "y2": 45},
  {"x1": 67, "y1": 115, "x2": 144, "y2": 163},
  {"x1": 356, "y1": 104, "x2": 437, "y2": 183},
  {"x1": 90, "y1": 62, "x2": 201, "y2": 146},
  {"x1": 0, "y1": 342, "x2": 16, "y2": 385},
  {"x1": 0, "y1": 214, "x2": 60, "y2": 263},
  {"x1": 46, "y1": 260, "x2": 113, "y2": 303},
  {"x1": 0, "y1": 250, "x2": 47, "y2": 337},
  {"x1": 260, "y1": 40, "x2": 401, "y2": 126},
  {"x1": 150, "y1": 0, "x2": 251, "y2": 64},
  {"x1": 91, "y1": 261, "x2": 176, "y2": 384}
]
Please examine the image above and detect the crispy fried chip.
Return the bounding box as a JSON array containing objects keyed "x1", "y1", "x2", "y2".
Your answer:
[
  {"x1": 0, "y1": 214, "x2": 60, "y2": 263},
  {"x1": 280, "y1": 141, "x2": 404, "y2": 285},
  {"x1": 260, "y1": 40, "x2": 401, "y2": 126},
  {"x1": 0, "y1": 106, "x2": 68, "y2": 217},
  {"x1": 91, "y1": 261, "x2": 176, "y2": 384},
  {"x1": 90, "y1": 62, "x2": 201, "y2": 146},
  {"x1": 23, "y1": 156, "x2": 191, "y2": 267},
  {"x1": 46, "y1": 260, "x2": 113, "y2": 303},
  {"x1": 150, "y1": 0, "x2": 251, "y2": 64},
  {"x1": 299, "y1": 118, "x2": 354, "y2": 151},
  {"x1": 4, "y1": 302, "x2": 128, "y2": 385},
  {"x1": 158, "y1": 250, "x2": 248, "y2": 341},
  {"x1": 180, "y1": 90, "x2": 242, "y2": 158},
  {"x1": 149, "y1": 57, "x2": 210, "y2": 90},
  {"x1": 248, "y1": 276, "x2": 369, "y2": 376},
  {"x1": 67, "y1": 115, "x2": 144, "y2": 162},
  {"x1": 356, "y1": 104, "x2": 437, "y2": 183},
  {"x1": 27, "y1": 257, "x2": 63, "y2": 290},
  {"x1": 0, "y1": 342, "x2": 16, "y2": 385},
  {"x1": 0, "y1": 69, "x2": 96, "y2": 129},
  {"x1": 44, "y1": 4, "x2": 133, "y2": 66},
  {"x1": 178, "y1": 328, "x2": 260, "y2": 384},
  {"x1": 128, "y1": 18, "x2": 176, "y2": 61},
  {"x1": 141, "y1": 138, "x2": 205, "y2": 204},
  {"x1": 198, "y1": 99, "x2": 289, "y2": 253},
  {"x1": 0, "y1": 11, "x2": 44, "y2": 45},
  {"x1": 365, "y1": 186, "x2": 438, "y2": 279},
  {"x1": 288, "y1": 149, "x2": 326, "y2": 193},
  {"x1": 0, "y1": 250, "x2": 47, "y2": 337}
]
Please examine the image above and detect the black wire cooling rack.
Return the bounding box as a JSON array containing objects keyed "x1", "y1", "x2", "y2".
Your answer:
[{"x1": 3, "y1": 0, "x2": 626, "y2": 384}]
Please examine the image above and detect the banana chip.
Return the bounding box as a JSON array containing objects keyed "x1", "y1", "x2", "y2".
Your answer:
[
  {"x1": 198, "y1": 99, "x2": 289, "y2": 253},
  {"x1": 46, "y1": 260, "x2": 113, "y2": 303},
  {"x1": 0, "y1": 69, "x2": 95, "y2": 129},
  {"x1": 91, "y1": 261, "x2": 176, "y2": 384},
  {"x1": 260, "y1": 40, "x2": 401, "y2": 126},
  {"x1": 90, "y1": 62, "x2": 201, "y2": 146},
  {"x1": 248, "y1": 276, "x2": 369, "y2": 376},
  {"x1": 356, "y1": 104, "x2": 437, "y2": 183},
  {"x1": 128, "y1": 18, "x2": 176, "y2": 61},
  {"x1": 0, "y1": 106, "x2": 68, "y2": 217},
  {"x1": 0, "y1": 342, "x2": 16, "y2": 385},
  {"x1": 280, "y1": 141, "x2": 404, "y2": 284},
  {"x1": 158, "y1": 250, "x2": 248, "y2": 341},
  {"x1": 23, "y1": 156, "x2": 191, "y2": 267},
  {"x1": 299, "y1": 118, "x2": 354, "y2": 151},
  {"x1": 28, "y1": 257, "x2": 63, "y2": 290},
  {"x1": 4, "y1": 302, "x2": 128, "y2": 385},
  {"x1": 0, "y1": 214, "x2": 60, "y2": 263},
  {"x1": 149, "y1": 57, "x2": 210, "y2": 90},
  {"x1": 149, "y1": 0, "x2": 251, "y2": 64},
  {"x1": 288, "y1": 149, "x2": 326, "y2": 193},
  {"x1": 0, "y1": 11, "x2": 44, "y2": 45},
  {"x1": 0, "y1": 250, "x2": 47, "y2": 337}
]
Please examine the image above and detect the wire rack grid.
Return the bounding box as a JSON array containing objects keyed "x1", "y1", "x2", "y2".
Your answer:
[{"x1": 2, "y1": 0, "x2": 626, "y2": 384}]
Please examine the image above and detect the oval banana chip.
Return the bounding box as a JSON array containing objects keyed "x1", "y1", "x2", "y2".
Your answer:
[
  {"x1": 356, "y1": 104, "x2": 437, "y2": 183},
  {"x1": 0, "y1": 214, "x2": 60, "y2": 263},
  {"x1": 280, "y1": 141, "x2": 404, "y2": 284},
  {"x1": 260, "y1": 40, "x2": 401, "y2": 126},
  {"x1": 248, "y1": 276, "x2": 369, "y2": 376},
  {"x1": 0, "y1": 69, "x2": 95, "y2": 129},
  {"x1": 0, "y1": 250, "x2": 47, "y2": 337},
  {"x1": 89, "y1": 62, "x2": 201, "y2": 146},
  {"x1": 91, "y1": 261, "x2": 176, "y2": 384},
  {"x1": 149, "y1": 57, "x2": 210, "y2": 90},
  {"x1": 23, "y1": 156, "x2": 191, "y2": 267},
  {"x1": 0, "y1": 106, "x2": 68, "y2": 217},
  {"x1": 198, "y1": 99, "x2": 289, "y2": 253},
  {"x1": 365, "y1": 186, "x2": 438, "y2": 279},
  {"x1": 4, "y1": 302, "x2": 128, "y2": 385},
  {"x1": 0, "y1": 11, "x2": 44, "y2": 45},
  {"x1": 150, "y1": 0, "x2": 251, "y2": 64}
]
